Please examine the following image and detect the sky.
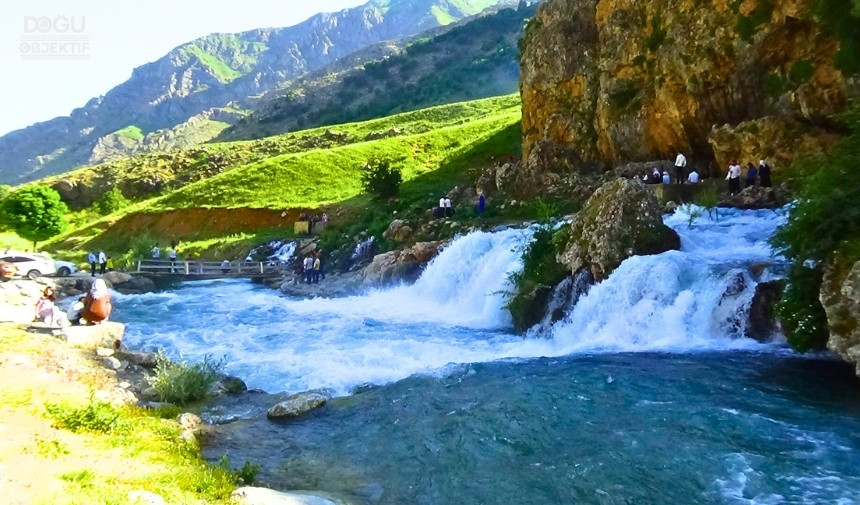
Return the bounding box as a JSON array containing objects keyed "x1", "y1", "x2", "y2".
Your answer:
[{"x1": 0, "y1": 0, "x2": 367, "y2": 136}]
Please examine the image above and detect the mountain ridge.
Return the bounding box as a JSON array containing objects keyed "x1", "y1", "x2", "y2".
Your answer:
[{"x1": 0, "y1": 0, "x2": 505, "y2": 185}]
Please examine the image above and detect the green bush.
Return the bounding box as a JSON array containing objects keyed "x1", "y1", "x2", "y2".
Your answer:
[
  {"x1": 216, "y1": 456, "x2": 261, "y2": 485},
  {"x1": 152, "y1": 352, "x2": 226, "y2": 405},
  {"x1": 771, "y1": 105, "x2": 860, "y2": 351},
  {"x1": 644, "y1": 14, "x2": 667, "y2": 52},
  {"x1": 789, "y1": 59, "x2": 815, "y2": 84},
  {"x1": 505, "y1": 226, "x2": 570, "y2": 333},
  {"x1": 1, "y1": 185, "x2": 68, "y2": 249},
  {"x1": 94, "y1": 187, "x2": 130, "y2": 215},
  {"x1": 45, "y1": 392, "x2": 121, "y2": 433},
  {"x1": 775, "y1": 264, "x2": 830, "y2": 351},
  {"x1": 360, "y1": 158, "x2": 403, "y2": 199}
]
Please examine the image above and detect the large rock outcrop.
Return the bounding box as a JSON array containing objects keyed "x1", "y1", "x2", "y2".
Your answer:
[
  {"x1": 519, "y1": 0, "x2": 857, "y2": 192},
  {"x1": 558, "y1": 178, "x2": 680, "y2": 280},
  {"x1": 821, "y1": 255, "x2": 860, "y2": 376}
]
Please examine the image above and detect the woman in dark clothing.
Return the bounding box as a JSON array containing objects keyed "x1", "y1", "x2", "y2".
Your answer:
[
  {"x1": 758, "y1": 160, "x2": 772, "y2": 188},
  {"x1": 745, "y1": 162, "x2": 758, "y2": 188}
]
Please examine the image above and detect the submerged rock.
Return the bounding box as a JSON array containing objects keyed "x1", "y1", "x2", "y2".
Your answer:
[
  {"x1": 558, "y1": 178, "x2": 680, "y2": 281},
  {"x1": 821, "y1": 256, "x2": 860, "y2": 377},
  {"x1": 718, "y1": 186, "x2": 788, "y2": 210},
  {"x1": 232, "y1": 487, "x2": 343, "y2": 505},
  {"x1": 267, "y1": 392, "x2": 328, "y2": 420},
  {"x1": 747, "y1": 280, "x2": 785, "y2": 343}
]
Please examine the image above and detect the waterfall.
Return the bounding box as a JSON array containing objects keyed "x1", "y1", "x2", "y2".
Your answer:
[
  {"x1": 245, "y1": 240, "x2": 296, "y2": 263},
  {"x1": 116, "y1": 207, "x2": 787, "y2": 394}
]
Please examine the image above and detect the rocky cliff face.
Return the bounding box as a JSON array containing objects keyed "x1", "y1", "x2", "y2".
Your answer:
[
  {"x1": 0, "y1": 0, "x2": 505, "y2": 185},
  {"x1": 821, "y1": 254, "x2": 860, "y2": 376},
  {"x1": 518, "y1": 0, "x2": 858, "y2": 191}
]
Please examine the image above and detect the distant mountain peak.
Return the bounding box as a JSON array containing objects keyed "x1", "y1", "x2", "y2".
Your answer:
[{"x1": 0, "y1": 0, "x2": 509, "y2": 185}]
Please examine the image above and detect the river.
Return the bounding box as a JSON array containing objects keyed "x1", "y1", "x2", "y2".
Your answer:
[{"x1": 112, "y1": 207, "x2": 860, "y2": 504}]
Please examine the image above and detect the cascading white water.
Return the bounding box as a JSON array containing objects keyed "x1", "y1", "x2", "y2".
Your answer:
[
  {"x1": 117, "y1": 207, "x2": 787, "y2": 394},
  {"x1": 245, "y1": 240, "x2": 297, "y2": 263}
]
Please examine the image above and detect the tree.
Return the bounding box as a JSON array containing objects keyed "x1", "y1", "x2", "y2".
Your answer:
[
  {"x1": 94, "y1": 187, "x2": 129, "y2": 215},
  {"x1": 360, "y1": 158, "x2": 402, "y2": 199},
  {"x1": 1, "y1": 186, "x2": 69, "y2": 249}
]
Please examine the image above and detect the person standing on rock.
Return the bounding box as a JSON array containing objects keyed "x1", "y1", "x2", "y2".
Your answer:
[
  {"x1": 674, "y1": 151, "x2": 688, "y2": 184},
  {"x1": 303, "y1": 255, "x2": 314, "y2": 284},
  {"x1": 168, "y1": 245, "x2": 178, "y2": 273},
  {"x1": 726, "y1": 161, "x2": 742, "y2": 195},
  {"x1": 444, "y1": 197, "x2": 453, "y2": 217},
  {"x1": 745, "y1": 162, "x2": 758, "y2": 188},
  {"x1": 98, "y1": 250, "x2": 107, "y2": 275},
  {"x1": 87, "y1": 251, "x2": 97, "y2": 277},
  {"x1": 478, "y1": 191, "x2": 486, "y2": 214},
  {"x1": 312, "y1": 254, "x2": 321, "y2": 284},
  {"x1": 758, "y1": 160, "x2": 772, "y2": 188}
]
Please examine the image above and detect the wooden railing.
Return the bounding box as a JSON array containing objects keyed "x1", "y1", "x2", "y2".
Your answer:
[{"x1": 135, "y1": 259, "x2": 283, "y2": 276}]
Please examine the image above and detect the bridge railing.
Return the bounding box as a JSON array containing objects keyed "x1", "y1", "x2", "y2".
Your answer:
[{"x1": 135, "y1": 259, "x2": 284, "y2": 276}]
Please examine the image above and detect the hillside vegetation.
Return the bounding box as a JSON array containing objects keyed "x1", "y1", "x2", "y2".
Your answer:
[
  {"x1": 221, "y1": 2, "x2": 537, "y2": 141},
  {"x1": 42, "y1": 95, "x2": 521, "y2": 211},
  {"x1": 42, "y1": 95, "x2": 522, "y2": 257}
]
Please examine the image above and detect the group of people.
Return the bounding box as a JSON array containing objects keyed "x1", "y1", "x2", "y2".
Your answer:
[
  {"x1": 300, "y1": 251, "x2": 325, "y2": 284},
  {"x1": 151, "y1": 242, "x2": 179, "y2": 271},
  {"x1": 298, "y1": 213, "x2": 328, "y2": 233},
  {"x1": 34, "y1": 279, "x2": 112, "y2": 328},
  {"x1": 433, "y1": 197, "x2": 455, "y2": 219},
  {"x1": 628, "y1": 166, "x2": 702, "y2": 185},
  {"x1": 86, "y1": 250, "x2": 113, "y2": 276},
  {"x1": 725, "y1": 160, "x2": 773, "y2": 195}
]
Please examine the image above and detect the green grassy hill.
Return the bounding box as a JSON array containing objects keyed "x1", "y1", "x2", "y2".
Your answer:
[
  {"x1": 41, "y1": 94, "x2": 522, "y2": 260},
  {"x1": 43, "y1": 95, "x2": 521, "y2": 211}
]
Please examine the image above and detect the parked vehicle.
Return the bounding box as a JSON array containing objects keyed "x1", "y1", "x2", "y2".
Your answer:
[
  {"x1": 0, "y1": 252, "x2": 57, "y2": 279},
  {"x1": 54, "y1": 260, "x2": 78, "y2": 277}
]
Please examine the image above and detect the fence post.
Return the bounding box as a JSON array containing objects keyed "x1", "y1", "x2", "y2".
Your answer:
[
  {"x1": 260, "y1": 262, "x2": 264, "y2": 274},
  {"x1": 137, "y1": 260, "x2": 141, "y2": 273},
  {"x1": 238, "y1": 262, "x2": 242, "y2": 274},
  {"x1": 185, "y1": 262, "x2": 189, "y2": 275}
]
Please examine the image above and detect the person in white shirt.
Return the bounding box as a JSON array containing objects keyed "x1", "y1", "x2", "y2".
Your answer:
[
  {"x1": 439, "y1": 197, "x2": 446, "y2": 210},
  {"x1": 444, "y1": 197, "x2": 452, "y2": 217},
  {"x1": 168, "y1": 246, "x2": 178, "y2": 272},
  {"x1": 674, "y1": 152, "x2": 687, "y2": 184},
  {"x1": 151, "y1": 243, "x2": 160, "y2": 260},
  {"x1": 726, "y1": 161, "x2": 742, "y2": 195},
  {"x1": 687, "y1": 170, "x2": 700, "y2": 183},
  {"x1": 98, "y1": 250, "x2": 107, "y2": 275}
]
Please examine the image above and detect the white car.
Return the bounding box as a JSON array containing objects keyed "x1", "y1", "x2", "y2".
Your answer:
[
  {"x1": 0, "y1": 252, "x2": 57, "y2": 279},
  {"x1": 54, "y1": 260, "x2": 78, "y2": 277}
]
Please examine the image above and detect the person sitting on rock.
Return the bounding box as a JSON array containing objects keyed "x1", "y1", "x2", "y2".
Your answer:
[
  {"x1": 662, "y1": 171, "x2": 671, "y2": 185},
  {"x1": 66, "y1": 296, "x2": 86, "y2": 325},
  {"x1": 34, "y1": 287, "x2": 69, "y2": 327},
  {"x1": 221, "y1": 259, "x2": 231, "y2": 274},
  {"x1": 82, "y1": 278, "x2": 112, "y2": 325},
  {"x1": 687, "y1": 169, "x2": 700, "y2": 184}
]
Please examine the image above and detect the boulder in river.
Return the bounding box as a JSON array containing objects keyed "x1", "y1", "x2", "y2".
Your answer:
[
  {"x1": 232, "y1": 487, "x2": 343, "y2": 505},
  {"x1": 61, "y1": 322, "x2": 124, "y2": 349},
  {"x1": 558, "y1": 178, "x2": 681, "y2": 281},
  {"x1": 267, "y1": 392, "x2": 328, "y2": 420},
  {"x1": 747, "y1": 280, "x2": 785, "y2": 342}
]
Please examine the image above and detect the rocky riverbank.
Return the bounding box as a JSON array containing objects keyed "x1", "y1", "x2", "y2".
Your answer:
[{"x1": 0, "y1": 278, "x2": 350, "y2": 504}]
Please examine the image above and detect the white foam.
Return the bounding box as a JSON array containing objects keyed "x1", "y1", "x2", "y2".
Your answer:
[{"x1": 117, "y1": 208, "x2": 788, "y2": 394}]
